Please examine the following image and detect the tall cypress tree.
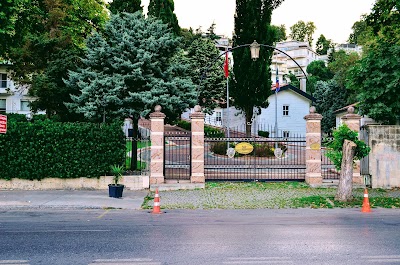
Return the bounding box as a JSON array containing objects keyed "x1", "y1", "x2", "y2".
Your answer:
[
  {"x1": 232, "y1": 0, "x2": 284, "y2": 136},
  {"x1": 109, "y1": 0, "x2": 142, "y2": 14},
  {"x1": 148, "y1": 0, "x2": 180, "y2": 36}
]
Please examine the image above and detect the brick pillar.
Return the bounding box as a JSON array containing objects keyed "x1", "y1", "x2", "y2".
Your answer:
[
  {"x1": 341, "y1": 106, "x2": 363, "y2": 185},
  {"x1": 304, "y1": 106, "x2": 323, "y2": 186},
  {"x1": 149, "y1": 105, "x2": 166, "y2": 185},
  {"x1": 190, "y1": 105, "x2": 205, "y2": 183}
]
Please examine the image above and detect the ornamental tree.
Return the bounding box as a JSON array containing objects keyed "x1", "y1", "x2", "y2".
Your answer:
[{"x1": 65, "y1": 12, "x2": 196, "y2": 123}]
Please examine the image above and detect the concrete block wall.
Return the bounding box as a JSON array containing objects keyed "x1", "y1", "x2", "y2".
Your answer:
[{"x1": 367, "y1": 125, "x2": 400, "y2": 188}]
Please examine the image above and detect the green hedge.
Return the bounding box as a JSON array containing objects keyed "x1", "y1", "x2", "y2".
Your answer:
[
  {"x1": 176, "y1": 120, "x2": 225, "y2": 137},
  {"x1": 0, "y1": 119, "x2": 125, "y2": 180}
]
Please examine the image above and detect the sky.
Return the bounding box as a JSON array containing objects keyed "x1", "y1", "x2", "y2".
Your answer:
[{"x1": 141, "y1": 0, "x2": 376, "y2": 46}]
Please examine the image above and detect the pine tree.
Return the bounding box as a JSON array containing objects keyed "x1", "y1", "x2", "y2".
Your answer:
[
  {"x1": 109, "y1": 0, "x2": 142, "y2": 14},
  {"x1": 232, "y1": 0, "x2": 284, "y2": 136},
  {"x1": 148, "y1": 0, "x2": 180, "y2": 36},
  {"x1": 65, "y1": 12, "x2": 196, "y2": 123},
  {"x1": 187, "y1": 37, "x2": 226, "y2": 113}
]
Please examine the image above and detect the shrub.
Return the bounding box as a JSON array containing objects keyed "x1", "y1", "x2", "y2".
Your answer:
[
  {"x1": 176, "y1": 120, "x2": 225, "y2": 137},
  {"x1": 0, "y1": 120, "x2": 125, "y2": 180},
  {"x1": 258, "y1": 130, "x2": 270, "y2": 138},
  {"x1": 326, "y1": 124, "x2": 370, "y2": 170}
]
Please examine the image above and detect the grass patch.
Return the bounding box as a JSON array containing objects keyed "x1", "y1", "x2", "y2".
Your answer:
[{"x1": 206, "y1": 181, "x2": 309, "y2": 190}]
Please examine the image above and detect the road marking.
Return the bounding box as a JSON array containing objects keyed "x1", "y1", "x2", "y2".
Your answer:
[
  {"x1": 97, "y1": 209, "x2": 111, "y2": 219},
  {"x1": 223, "y1": 257, "x2": 293, "y2": 264},
  {"x1": 364, "y1": 255, "x2": 400, "y2": 263},
  {"x1": 4, "y1": 230, "x2": 111, "y2": 233},
  {"x1": 89, "y1": 258, "x2": 161, "y2": 265},
  {"x1": 0, "y1": 261, "x2": 29, "y2": 265}
]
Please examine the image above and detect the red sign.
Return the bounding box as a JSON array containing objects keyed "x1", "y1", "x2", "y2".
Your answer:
[{"x1": 0, "y1": 114, "x2": 7, "y2": 134}]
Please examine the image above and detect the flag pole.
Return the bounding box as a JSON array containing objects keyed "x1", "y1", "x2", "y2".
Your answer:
[
  {"x1": 275, "y1": 64, "x2": 279, "y2": 147},
  {"x1": 225, "y1": 48, "x2": 230, "y2": 147}
]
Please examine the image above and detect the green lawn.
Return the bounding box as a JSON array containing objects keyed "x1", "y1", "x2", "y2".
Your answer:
[{"x1": 125, "y1": 140, "x2": 150, "y2": 169}]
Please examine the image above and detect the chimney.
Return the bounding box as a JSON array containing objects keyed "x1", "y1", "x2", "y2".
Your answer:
[{"x1": 300, "y1": 78, "x2": 307, "y2": 92}]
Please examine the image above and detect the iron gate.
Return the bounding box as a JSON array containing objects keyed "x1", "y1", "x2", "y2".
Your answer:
[
  {"x1": 204, "y1": 136, "x2": 306, "y2": 181},
  {"x1": 321, "y1": 136, "x2": 340, "y2": 180},
  {"x1": 164, "y1": 133, "x2": 191, "y2": 180}
]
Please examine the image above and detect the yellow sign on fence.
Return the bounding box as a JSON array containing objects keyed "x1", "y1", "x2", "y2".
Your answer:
[{"x1": 235, "y1": 142, "x2": 254, "y2": 155}]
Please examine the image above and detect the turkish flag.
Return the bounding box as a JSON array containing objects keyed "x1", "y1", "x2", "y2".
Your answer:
[{"x1": 224, "y1": 52, "x2": 229, "y2": 78}]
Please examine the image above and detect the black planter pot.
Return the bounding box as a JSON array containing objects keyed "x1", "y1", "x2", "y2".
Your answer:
[{"x1": 108, "y1": 184, "x2": 124, "y2": 198}]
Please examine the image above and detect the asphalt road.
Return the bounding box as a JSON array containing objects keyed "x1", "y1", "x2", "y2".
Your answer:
[{"x1": 1, "y1": 209, "x2": 400, "y2": 265}]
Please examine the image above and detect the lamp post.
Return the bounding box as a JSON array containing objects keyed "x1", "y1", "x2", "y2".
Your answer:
[{"x1": 199, "y1": 40, "x2": 308, "y2": 148}]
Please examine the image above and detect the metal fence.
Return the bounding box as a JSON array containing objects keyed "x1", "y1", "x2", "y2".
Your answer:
[
  {"x1": 164, "y1": 132, "x2": 191, "y2": 180},
  {"x1": 321, "y1": 136, "x2": 340, "y2": 179},
  {"x1": 125, "y1": 125, "x2": 150, "y2": 175},
  {"x1": 204, "y1": 136, "x2": 306, "y2": 181}
]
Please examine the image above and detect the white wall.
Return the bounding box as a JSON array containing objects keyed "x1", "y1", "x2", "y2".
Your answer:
[{"x1": 257, "y1": 90, "x2": 311, "y2": 137}]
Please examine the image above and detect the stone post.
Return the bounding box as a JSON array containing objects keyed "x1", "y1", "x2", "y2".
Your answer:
[
  {"x1": 304, "y1": 106, "x2": 323, "y2": 186},
  {"x1": 149, "y1": 105, "x2": 166, "y2": 185},
  {"x1": 190, "y1": 105, "x2": 205, "y2": 183},
  {"x1": 341, "y1": 106, "x2": 363, "y2": 185}
]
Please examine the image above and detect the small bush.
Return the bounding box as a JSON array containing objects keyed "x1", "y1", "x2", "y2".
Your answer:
[{"x1": 258, "y1": 130, "x2": 270, "y2": 138}]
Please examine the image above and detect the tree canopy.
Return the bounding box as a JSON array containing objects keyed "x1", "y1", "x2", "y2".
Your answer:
[
  {"x1": 347, "y1": 0, "x2": 400, "y2": 124},
  {"x1": 108, "y1": 0, "x2": 142, "y2": 14},
  {"x1": 315, "y1": 34, "x2": 332, "y2": 55},
  {"x1": 1, "y1": 0, "x2": 109, "y2": 120},
  {"x1": 65, "y1": 12, "x2": 196, "y2": 123},
  {"x1": 148, "y1": 0, "x2": 180, "y2": 36},
  {"x1": 232, "y1": 0, "x2": 285, "y2": 136},
  {"x1": 289, "y1": 20, "x2": 316, "y2": 46}
]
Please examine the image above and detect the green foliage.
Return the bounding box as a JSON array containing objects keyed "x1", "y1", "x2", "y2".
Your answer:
[
  {"x1": 258, "y1": 130, "x2": 270, "y2": 138},
  {"x1": 346, "y1": 0, "x2": 400, "y2": 124},
  {"x1": 315, "y1": 34, "x2": 332, "y2": 55},
  {"x1": 2, "y1": 0, "x2": 109, "y2": 120},
  {"x1": 232, "y1": 0, "x2": 284, "y2": 136},
  {"x1": 186, "y1": 37, "x2": 226, "y2": 113},
  {"x1": 325, "y1": 124, "x2": 370, "y2": 170},
  {"x1": 314, "y1": 80, "x2": 349, "y2": 133},
  {"x1": 0, "y1": 120, "x2": 125, "y2": 180},
  {"x1": 108, "y1": 0, "x2": 142, "y2": 14},
  {"x1": 148, "y1": 0, "x2": 180, "y2": 36},
  {"x1": 66, "y1": 12, "x2": 196, "y2": 123},
  {"x1": 284, "y1": 72, "x2": 299, "y2": 88},
  {"x1": 176, "y1": 120, "x2": 224, "y2": 137},
  {"x1": 289, "y1": 20, "x2": 316, "y2": 46},
  {"x1": 271, "y1": 24, "x2": 287, "y2": 43},
  {"x1": 110, "y1": 164, "x2": 124, "y2": 185},
  {"x1": 348, "y1": 14, "x2": 373, "y2": 45}
]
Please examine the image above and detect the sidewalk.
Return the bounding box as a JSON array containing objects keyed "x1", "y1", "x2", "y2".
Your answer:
[{"x1": 0, "y1": 189, "x2": 149, "y2": 210}]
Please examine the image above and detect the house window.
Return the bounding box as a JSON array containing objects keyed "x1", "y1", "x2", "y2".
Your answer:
[
  {"x1": 215, "y1": 111, "x2": 222, "y2": 122},
  {"x1": 21, "y1": 100, "x2": 31, "y2": 111},
  {"x1": 0, "y1": 99, "x2": 6, "y2": 112},
  {"x1": 283, "y1": 131, "x2": 290, "y2": 138},
  {"x1": 283, "y1": 105, "x2": 289, "y2": 116},
  {"x1": 0, "y1": 73, "x2": 7, "y2": 88}
]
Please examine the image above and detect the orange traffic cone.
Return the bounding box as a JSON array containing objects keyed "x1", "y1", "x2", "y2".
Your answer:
[
  {"x1": 152, "y1": 188, "x2": 162, "y2": 214},
  {"x1": 361, "y1": 188, "x2": 371, "y2": 213}
]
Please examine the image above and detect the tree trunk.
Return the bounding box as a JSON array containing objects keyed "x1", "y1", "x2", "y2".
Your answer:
[
  {"x1": 245, "y1": 109, "x2": 253, "y2": 137},
  {"x1": 335, "y1": 139, "x2": 357, "y2": 202}
]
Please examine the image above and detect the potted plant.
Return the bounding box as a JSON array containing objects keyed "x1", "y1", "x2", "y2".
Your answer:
[{"x1": 108, "y1": 164, "x2": 125, "y2": 198}]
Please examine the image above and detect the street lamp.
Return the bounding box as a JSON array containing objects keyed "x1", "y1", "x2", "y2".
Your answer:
[{"x1": 249, "y1": 40, "x2": 260, "y2": 61}]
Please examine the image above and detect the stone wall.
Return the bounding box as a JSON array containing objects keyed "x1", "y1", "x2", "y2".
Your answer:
[
  {"x1": 367, "y1": 125, "x2": 400, "y2": 188},
  {"x1": 0, "y1": 175, "x2": 149, "y2": 190}
]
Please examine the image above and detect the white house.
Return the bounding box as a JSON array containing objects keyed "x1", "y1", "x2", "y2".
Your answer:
[
  {"x1": 182, "y1": 84, "x2": 315, "y2": 137},
  {"x1": 0, "y1": 62, "x2": 41, "y2": 116}
]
